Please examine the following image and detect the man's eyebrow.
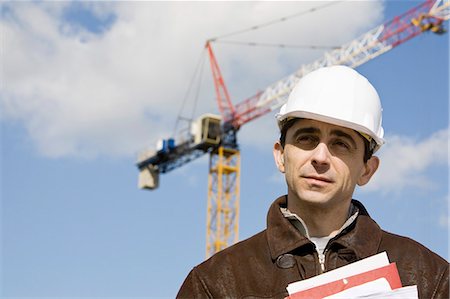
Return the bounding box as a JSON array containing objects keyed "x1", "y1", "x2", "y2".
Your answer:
[
  {"x1": 330, "y1": 129, "x2": 358, "y2": 148},
  {"x1": 291, "y1": 127, "x2": 320, "y2": 137},
  {"x1": 290, "y1": 127, "x2": 358, "y2": 148}
]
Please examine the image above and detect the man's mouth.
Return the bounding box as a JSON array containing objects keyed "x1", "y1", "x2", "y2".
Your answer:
[{"x1": 302, "y1": 175, "x2": 333, "y2": 184}]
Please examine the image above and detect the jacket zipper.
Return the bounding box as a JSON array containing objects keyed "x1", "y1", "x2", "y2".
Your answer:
[
  {"x1": 318, "y1": 252, "x2": 325, "y2": 272},
  {"x1": 317, "y1": 248, "x2": 328, "y2": 274}
]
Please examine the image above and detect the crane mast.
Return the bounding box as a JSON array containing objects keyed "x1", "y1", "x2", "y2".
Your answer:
[{"x1": 137, "y1": 0, "x2": 449, "y2": 258}]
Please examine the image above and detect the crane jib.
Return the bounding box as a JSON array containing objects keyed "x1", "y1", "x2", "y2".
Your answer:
[{"x1": 137, "y1": 0, "x2": 449, "y2": 191}]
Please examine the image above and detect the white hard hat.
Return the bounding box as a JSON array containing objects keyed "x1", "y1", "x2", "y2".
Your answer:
[{"x1": 276, "y1": 65, "x2": 385, "y2": 152}]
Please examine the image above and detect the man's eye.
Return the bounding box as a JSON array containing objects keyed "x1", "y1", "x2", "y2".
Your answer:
[
  {"x1": 297, "y1": 135, "x2": 311, "y2": 142},
  {"x1": 296, "y1": 135, "x2": 318, "y2": 145},
  {"x1": 333, "y1": 140, "x2": 350, "y2": 150}
]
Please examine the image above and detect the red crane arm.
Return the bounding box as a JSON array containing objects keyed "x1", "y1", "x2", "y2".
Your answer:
[{"x1": 206, "y1": 41, "x2": 236, "y2": 123}]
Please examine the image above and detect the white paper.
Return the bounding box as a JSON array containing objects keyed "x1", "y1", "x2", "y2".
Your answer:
[
  {"x1": 323, "y1": 278, "x2": 391, "y2": 299},
  {"x1": 356, "y1": 285, "x2": 418, "y2": 299},
  {"x1": 287, "y1": 252, "x2": 390, "y2": 295}
]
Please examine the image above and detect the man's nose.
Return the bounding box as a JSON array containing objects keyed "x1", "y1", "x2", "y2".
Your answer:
[{"x1": 311, "y1": 142, "x2": 331, "y2": 168}]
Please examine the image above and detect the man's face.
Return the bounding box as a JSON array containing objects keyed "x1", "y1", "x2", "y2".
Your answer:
[{"x1": 273, "y1": 119, "x2": 378, "y2": 209}]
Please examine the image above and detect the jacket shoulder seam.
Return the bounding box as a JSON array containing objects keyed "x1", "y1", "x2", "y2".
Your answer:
[
  {"x1": 431, "y1": 264, "x2": 449, "y2": 298},
  {"x1": 192, "y1": 266, "x2": 213, "y2": 298}
]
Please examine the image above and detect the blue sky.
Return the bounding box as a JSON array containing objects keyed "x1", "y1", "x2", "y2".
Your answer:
[{"x1": 1, "y1": 1, "x2": 448, "y2": 298}]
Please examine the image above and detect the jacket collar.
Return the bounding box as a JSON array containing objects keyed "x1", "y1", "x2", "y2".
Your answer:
[
  {"x1": 266, "y1": 196, "x2": 311, "y2": 260},
  {"x1": 330, "y1": 199, "x2": 383, "y2": 259},
  {"x1": 266, "y1": 196, "x2": 382, "y2": 261}
]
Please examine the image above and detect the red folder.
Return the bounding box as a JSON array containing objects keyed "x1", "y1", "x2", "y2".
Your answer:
[{"x1": 288, "y1": 262, "x2": 402, "y2": 299}]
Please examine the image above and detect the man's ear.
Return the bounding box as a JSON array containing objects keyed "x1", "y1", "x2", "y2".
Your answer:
[
  {"x1": 273, "y1": 141, "x2": 285, "y2": 173},
  {"x1": 357, "y1": 156, "x2": 380, "y2": 186}
]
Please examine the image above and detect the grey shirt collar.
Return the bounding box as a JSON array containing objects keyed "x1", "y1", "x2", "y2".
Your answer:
[{"x1": 280, "y1": 202, "x2": 359, "y2": 240}]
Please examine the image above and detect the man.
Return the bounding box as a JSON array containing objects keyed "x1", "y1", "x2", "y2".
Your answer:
[{"x1": 177, "y1": 66, "x2": 449, "y2": 298}]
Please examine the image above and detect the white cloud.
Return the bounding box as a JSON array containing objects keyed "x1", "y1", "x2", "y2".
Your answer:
[
  {"x1": 439, "y1": 214, "x2": 449, "y2": 229},
  {"x1": 363, "y1": 128, "x2": 449, "y2": 194},
  {"x1": 1, "y1": 1, "x2": 384, "y2": 158},
  {"x1": 437, "y1": 195, "x2": 450, "y2": 229}
]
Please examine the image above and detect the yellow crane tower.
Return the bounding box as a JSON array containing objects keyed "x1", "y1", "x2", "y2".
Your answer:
[{"x1": 136, "y1": 0, "x2": 449, "y2": 259}]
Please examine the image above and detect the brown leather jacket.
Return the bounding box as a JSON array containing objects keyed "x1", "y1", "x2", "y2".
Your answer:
[{"x1": 177, "y1": 196, "x2": 449, "y2": 299}]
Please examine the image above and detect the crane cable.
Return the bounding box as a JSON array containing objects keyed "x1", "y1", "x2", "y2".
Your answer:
[
  {"x1": 208, "y1": 1, "x2": 343, "y2": 42},
  {"x1": 172, "y1": 48, "x2": 207, "y2": 137},
  {"x1": 213, "y1": 40, "x2": 339, "y2": 50}
]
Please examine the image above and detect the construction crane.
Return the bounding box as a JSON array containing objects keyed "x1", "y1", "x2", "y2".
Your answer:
[{"x1": 136, "y1": 0, "x2": 449, "y2": 258}]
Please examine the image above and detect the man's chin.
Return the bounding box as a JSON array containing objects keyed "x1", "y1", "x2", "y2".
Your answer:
[{"x1": 295, "y1": 191, "x2": 344, "y2": 209}]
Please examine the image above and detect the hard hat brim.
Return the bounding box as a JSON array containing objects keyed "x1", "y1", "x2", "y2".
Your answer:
[{"x1": 276, "y1": 111, "x2": 385, "y2": 152}]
